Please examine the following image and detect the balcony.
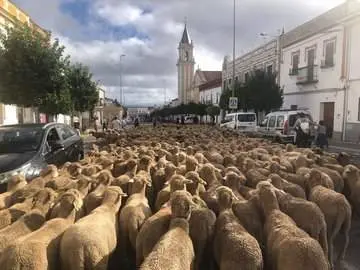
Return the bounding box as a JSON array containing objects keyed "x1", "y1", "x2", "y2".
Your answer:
[{"x1": 296, "y1": 65, "x2": 319, "y2": 85}]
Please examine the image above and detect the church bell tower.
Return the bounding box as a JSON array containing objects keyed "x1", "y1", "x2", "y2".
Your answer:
[{"x1": 177, "y1": 22, "x2": 195, "y2": 104}]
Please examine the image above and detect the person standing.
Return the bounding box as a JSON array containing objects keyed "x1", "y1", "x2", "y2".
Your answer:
[
  {"x1": 111, "y1": 116, "x2": 121, "y2": 131},
  {"x1": 294, "y1": 113, "x2": 312, "y2": 148},
  {"x1": 316, "y1": 120, "x2": 328, "y2": 149}
]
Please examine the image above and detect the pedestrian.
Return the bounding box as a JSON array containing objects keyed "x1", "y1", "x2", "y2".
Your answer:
[
  {"x1": 94, "y1": 116, "x2": 100, "y2": 132},
  {"x1": 294, "y1": 113, "x2": 312, "y2": 148},
  {"x1": 102, "y1": 119, "x2": 108, "y2": 132},
  {"x1": 316, "y1": 120, "x2": 328, "y2": 149},
  {"x1": 111, "y1": 116, "x2": 121, "y2": 131},
  {"x1": 74, "y1": 120, "x2": 81, "y2": 136},
  {"x1": 134, "y1": 117, "x2": 139, "y2": 128},
  {"x1": 153, "y1": 118, "x2": 157, "y2": 128},
  {"x1": 181, "y1": 115, "x2": 185, "y2": 125}
]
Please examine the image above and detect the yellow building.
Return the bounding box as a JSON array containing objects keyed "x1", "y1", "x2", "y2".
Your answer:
[{"x1": 0, "y1": 0, "x2": 48, "y2": 125}]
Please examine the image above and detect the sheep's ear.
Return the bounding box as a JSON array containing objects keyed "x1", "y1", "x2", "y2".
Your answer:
[
  {"x1": 183, "y1": 179, "x2": 193, "y2": 185},
  {"x1": 128, "y1": 178, "x2": 135, "y2": 183},
  {"x1": 145, "y1": 180, "x2": 152, "y2": 187},
  {"x1": 199, "y1": 178, "x2": 207, "y2": 186},
  {"x1": 72, "y1": 196, "x2": 83, "y2": 211}
]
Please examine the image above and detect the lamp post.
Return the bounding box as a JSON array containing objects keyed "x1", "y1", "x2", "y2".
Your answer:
[
  {"x1": 232, "y1": 0, "x2": 236, "y2": 98},
  {"x1": 120, "y1": 54, "x2": 126, "y2": 105}
]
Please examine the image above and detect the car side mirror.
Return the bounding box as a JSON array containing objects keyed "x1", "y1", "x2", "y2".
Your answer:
[{"x1": 49, "y1": 141, "x2": 64, "y2": 152}]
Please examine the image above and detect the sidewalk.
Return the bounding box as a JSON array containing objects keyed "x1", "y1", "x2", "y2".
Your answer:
[{"x1": 328, "y1": 139, "x2": 360, "y2": 150}]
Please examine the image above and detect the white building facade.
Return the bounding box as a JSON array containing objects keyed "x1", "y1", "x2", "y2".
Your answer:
[
  {"x1": 222, "y1": 38, "x2": 281, "y2": 90},
  {"x1": 177, "y1": 24, "x2": 195, "y2": 104},
  {"x1": 199, "y1": 77, "x2": 222, "y2": 124},
  {"x1": 280, "y1": 0, "x2": 360, "y2": 141}
]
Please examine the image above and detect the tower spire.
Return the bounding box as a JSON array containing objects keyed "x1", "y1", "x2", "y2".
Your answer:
[{"x1": 180, "y1": 18, "x2": 191, "y2": 44}]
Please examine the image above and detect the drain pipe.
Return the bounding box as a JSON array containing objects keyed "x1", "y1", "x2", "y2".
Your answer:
[{"x1": 342, "y1": 25, "x2": 351, "y2": 142}]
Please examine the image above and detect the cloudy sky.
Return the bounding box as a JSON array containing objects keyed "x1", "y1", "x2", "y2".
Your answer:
[{"x1": 12, "y1": 0, "x2": 344, "y2": 106}]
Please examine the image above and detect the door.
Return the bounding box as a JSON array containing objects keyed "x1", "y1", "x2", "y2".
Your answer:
[
  {"x1": 307, "y1": 49, "x2": 315, "y2": 81},
  {"x1": 43, "y1": 127, "x2": 66, "y2": 166},
  {"x1": 268, "y1": 116, "x2": 277, "y2": 137},
  {"x1": 322, "y1": 102, "x2": 335, "y2": 138}
]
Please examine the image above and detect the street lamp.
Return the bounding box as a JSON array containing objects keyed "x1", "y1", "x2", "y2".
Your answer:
[
  {"x1": 232, "y1": 0, "x2": 236, "y2": 99},
  {"x1": 120, "y1": 54, "x2": 126, "y2": 105}
]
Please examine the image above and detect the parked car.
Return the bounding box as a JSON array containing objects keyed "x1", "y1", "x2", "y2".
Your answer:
[
  {"x1": 0, "y1": 123, "x2": 84, "y2": 186},
  {"x1": 258, "y1": 109, "x2": 314, "y2": 144},
  {"x1": 220, "y1": 112, "x2": 257, "y2": 133}
]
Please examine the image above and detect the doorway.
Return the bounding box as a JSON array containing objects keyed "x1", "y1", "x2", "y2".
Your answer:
[{"x1": 320, "y1": 102, "x2": 335, "y2": 138}]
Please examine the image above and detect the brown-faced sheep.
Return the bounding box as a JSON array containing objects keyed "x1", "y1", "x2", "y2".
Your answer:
[
  {"x1": 223, "y1": 171, "x2": 246, "y2": 200},
  {"x1": 213, "y1": 186, "x2": 263, "y2": 270},
  {"x1": 0, "y1": 188, "x2": 56, "y2": 254},
  {"x1": 0, "y1": 189, "x2": 83, "y2": 270},
  {"x1": 185, "y1": 171, "x2": 207, "y2": 196},
  {"x1": 60, "y1": 186, "x2": 127, "y2": 270},
  {"x1": 257, "y1": 181, "x2": 329, "y2": 270},
  {"x1": 139, "y1": 190, "x2": 196, "y2": 270},
  {"x1": 307, "y1": 169, "x2": 351, "y2": 268}
]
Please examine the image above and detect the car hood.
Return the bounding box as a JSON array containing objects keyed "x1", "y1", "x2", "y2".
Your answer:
[{"x1": 0, "y1": 152, "x2": 36, "y2": 174}]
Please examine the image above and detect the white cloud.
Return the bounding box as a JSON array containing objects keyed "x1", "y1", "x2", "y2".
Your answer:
[{"x1": 12, "y1": 0, "x2": 346, "y2": 106}]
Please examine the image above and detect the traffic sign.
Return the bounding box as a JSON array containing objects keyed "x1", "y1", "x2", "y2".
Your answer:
[{"x1": 229, "y1": 97, "x2": 238, "y2": 109}]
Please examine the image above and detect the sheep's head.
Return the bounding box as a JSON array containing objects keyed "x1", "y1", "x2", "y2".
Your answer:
[
  {"x1": 266, "y1": 161, "x2": 281, "y2": 174},
  {"x1": 164, "y1": 163, "x2": 177, "y2": 177},
  {"x1": 92, "y1": 170, "x2": 113, "y2": 186},
  {"x1": 102, "y1": 186, "x2": 127, "y2": 209},
  {"x1": 223, "y1": 172, "x2": 246, "y2": 189},
  {"x1": 185, "y1": 155, "x2": 199, "y2": 171},
  {"x1": 244, "y1": 158, "x2": 256, "y2": 172},
  {"x1": 7, "y1": 173, "x2": 27, "y2": 191},
  {"x1": 56, "y1": 189, "x2": 83, "y2": 213},
  {"x1": 170, "y1": 190, "x2": 196, "y2": 220},
  {"x1": 131, "y1": 172, "x2": 152, "y2": 191},
  {"x1": 165, "y1": 175, "x2": 192, "y2": 192},
  {"x1": 64, "y1": 162, "x2": 82, "y2": 177},
  {"x1": 184, "y1": 171, "x2": 207, "y2": 186},
  {"x1": 225, "y1": 166, "x2": 242, "y2": 176},
  {"x1": 285, "y1": 144, "x2": 295, "y2": 152},
  {"x1": 343, "y1": 165, "x2": 359, "y2": 180},
  {"x1": 214, "y1": 186, "x2": 236, "y2": 210},
  {"x1": 306, "y1": 169, "x2": 323, "y2": 189},
  {"x1": 40, "y1": 164, "x2": 59, "y2": 178},
  {"x1": 32, "y1": 188, "x2": 57, "y2": 210},
  {"x1": 126, "y1": 159, "x2": 138, "y2": 171},
  {"x1": 269, "y1": 174, "x2": 283, "y2": 189},
  {"x1": 138, "y1": 155, "x2": 153, "y2": 170},
  {"x1": 294, "y1": 155, "x2": 308, "y2": 170},
  {"x1": 256, "y1": 181, "x2": 279, "y2": 213},
  {"x1": 198, "y1": 164, "x2": 218, "y2": 185}
]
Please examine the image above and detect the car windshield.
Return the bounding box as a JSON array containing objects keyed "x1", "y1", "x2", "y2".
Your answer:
[
  {"x1": 238, "y1": 114, "x2": 256, "y2": 122},
  {"x1": 0, "y1": 127, "x2": 44, "y2": 154}
]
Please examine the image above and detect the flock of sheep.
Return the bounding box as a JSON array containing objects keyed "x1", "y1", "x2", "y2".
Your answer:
[{"x1": 0, "y1": 125, "x2": 358, "y2": 270}]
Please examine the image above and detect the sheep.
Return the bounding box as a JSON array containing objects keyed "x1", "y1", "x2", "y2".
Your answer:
[
  {"x1": 60, "y1": 186, "x2": 127, "y2": 270},
  {"x1": 118, "y1": 173, "x2": 152, "y2": 268},
  {"x1": 0, "y1": 188, "x2": 56, "y2": 254},
  {"x1": 257, "y1": 181, "x2": 329, "y2": 270},
  {"x1": 269, "y1": 174, "x2": 306, "y2": 199},
  {"x1": 189, "y1": 198, "x2": 217, "y2": 270},
  {"x1": 139, "y1": 190, "x2": 196, "y2": 270},
  {"x1": 223, "y1": 171, "x2": 246, "y2": 200},
  {"x1": 311, "y1": 165, "x2": 344, "y2": 193},
  {"x1": 0, "y1": 174, "x2": 27, "y2": 210},
  {"x1": 232, "y1": 190, "x2": 264, "y2": 247},
  {"x1": 213, "y1": 186, "x2": 263, "y2": 270},
  {"x1": 135, "y1": 203, "x2": 172, "y2": 267},
  {"x1": 184, "y1": 171, "x2": 207, "y2": 196},
  {"x1": 342, "y1": 165, "x2": 360, "y2": 215},
  {"x1": 273, "y1": 188, "x2": 328, "y2": 259},
  {"x1": 306, "y1": 169, "x2": 352, "y2": 268},
  {"x1": 0, "y1": 189, "x2": 83, "y2": 270},
  {"x1": 152, "y1": 163, "x2": 177, "y2": 199},
  {"x1": 154, "y1": 175, "x2": 192, "y2": 211},
  {"x1": 112, "y1": 158, "x2": 138, "y2": 178},
  {"x1": 83, "y1": 170, "x2": 113, "y2": 214}
]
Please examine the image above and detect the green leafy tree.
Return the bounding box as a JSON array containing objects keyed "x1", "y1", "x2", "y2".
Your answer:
[
  {"x1": 67, "y1": 63, "x2": 99, "y2": 114},
  {"x1": 0, "y1": 25, "x2": 71, "y2": 115},
  {"x1": 206, "y1": 105, "x2": 221, "y2": 124},
  {"x1": 219, "y1": 88, "x2": 232, "y2": 110},
  {"x1": 246, "y1": 70, "x2": 283, "y2": 114}
]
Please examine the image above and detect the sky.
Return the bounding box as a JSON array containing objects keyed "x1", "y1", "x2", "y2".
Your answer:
[{"x1": 12, "y1": 0, "x2": 344, "y2": 107}]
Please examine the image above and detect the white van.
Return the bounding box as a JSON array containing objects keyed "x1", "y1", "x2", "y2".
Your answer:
[{"x1": 220, "y1": 112, "x2": 257, "y2": 132}]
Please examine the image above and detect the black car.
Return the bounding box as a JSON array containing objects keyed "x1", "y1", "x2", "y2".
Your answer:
[{"x1": 0, "y1": 123, "x2": 84, "y2": 186}]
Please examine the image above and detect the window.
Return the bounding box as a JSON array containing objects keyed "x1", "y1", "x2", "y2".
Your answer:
[
  {"x1": 238, "y1": 114, "x2": 256, "y2": 122},
  {"x1": 245, "y1": 72, "x2": 249, "y2": 82},
  {"x1": 291, "y1": 53, "x2": 299, "y2": 74},
  {"x1": 58, "y1": 126, "x2": 76, "y2": 141},
  {"x1": 276, "y1": 115, "x2": 284, "y2": 127},
  {"x1": 268, "y1": 116, "x2": 276, "y2": 128},
  {"x1": 324, "y1": 40, "x2": 335, "y2": 67},
  {"x1": 260, "y1": 117, "x2": 268, "y2": 127},
  {"x1": 267, "y1": 65, "x2": 273, "y2": 74}
]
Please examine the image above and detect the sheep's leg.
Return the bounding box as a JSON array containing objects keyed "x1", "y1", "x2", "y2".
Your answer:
[
  {"x1": 328, "y1": 234, "x2": 334, "y2": 270},
  {"x1": 318, "y1": 227, "x2": 329, "y2": 260}
]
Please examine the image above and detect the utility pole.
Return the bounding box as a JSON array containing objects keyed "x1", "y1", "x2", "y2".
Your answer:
[
  {"x1": 119, "y1": 54, "x2": 126, "y2": 104},
  {"x1": 232, "y1": 0, "x2": 236, "y2": 98}
]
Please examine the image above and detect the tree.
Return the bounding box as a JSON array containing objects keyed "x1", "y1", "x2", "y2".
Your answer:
[
  {"x1": 206, "y1": 105, "x2": 221, "y2": 124},
  {"x1": 67, "y1": 63, "x2": 99, "y2": 114},
  {"x1": 0, "y1": 25, "x2": 71, "y2": 115},
  {"x1": 246, "y1": 70, "x2": 283, "y2": 113},
  {"x1": 219, "y1": 88, "x2": 232, "y2": 110}
]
